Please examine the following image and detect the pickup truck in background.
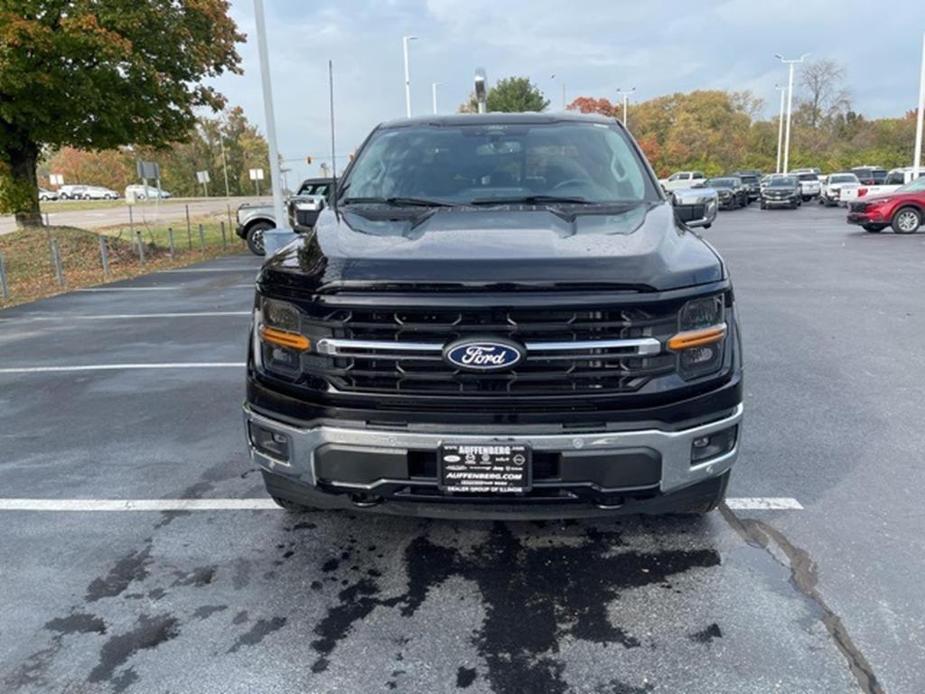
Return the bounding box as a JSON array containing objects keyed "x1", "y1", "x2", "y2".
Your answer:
[
  {"x1": 850, "y1": 166, "x2": 888, "y2": 186},
  {"x1": 236, "y1": 177, "x2": 333, "y2": 255},
  {"x1": 796, "y1": 172, "x2": 822, "y2": 201},
  {"x1": 820, "y1": 172, "x2": 861, "y2": 206},
  {"x1": 659, "y1": 170, "x2": 706, "y2": 193},
  {"x1": 856, "y1": 167, "x2": 921, "y2": 199},
  {"x1": 244, "y1": 112, "x2": 743, "y2": 519}
]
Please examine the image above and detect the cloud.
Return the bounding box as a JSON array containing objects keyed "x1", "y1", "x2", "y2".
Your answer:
[{"x1": 208, "y1": 0, "x2": 924, "y2": 185}]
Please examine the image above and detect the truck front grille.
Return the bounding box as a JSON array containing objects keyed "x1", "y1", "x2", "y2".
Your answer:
[{"x1": 296, "y1": 304, "x2": 679, "y2": 396}]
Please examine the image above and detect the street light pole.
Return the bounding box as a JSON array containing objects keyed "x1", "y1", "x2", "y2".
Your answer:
[
  {"x1": 776, "y1": 53, "x2": 808, "y2": 175},
  {"x1": 403, "y1": 35, "x2": 417, "y2": 118},
  {"x1": 432, "y1": 82, "x2": 440, "y2": 114},
  {"x1": 253, "y1": 0, "x2": 286, "y2": 229},
  {"x1": 616, "y1": 87, "x2": 636, "y2": 128},
  {"x1": 913, "y1": 32, "x2": 925, "y2": 180},
  {"x1": 219, "y1": 132, "x2": 231, "y2": 198},
  {"x1": 775, "y1": 85, "x2": 786, "y2": 174}
]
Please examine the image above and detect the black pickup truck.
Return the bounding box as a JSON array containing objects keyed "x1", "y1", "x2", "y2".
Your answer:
[{"x1": 244, "y1": 112, "x2": 743, "y2": 520}]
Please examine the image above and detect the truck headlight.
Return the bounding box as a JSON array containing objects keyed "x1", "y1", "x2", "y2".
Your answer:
[
  {"x1": 255, "y1": 297, "x2": 310, "y2": 376},
  {"x1": 668, "y1": 295, "x2": 726, "y2": 380}
]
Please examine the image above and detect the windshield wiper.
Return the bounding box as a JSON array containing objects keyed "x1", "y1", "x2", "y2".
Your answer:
[
  {"x1": 469, "y1": 195, "x2": 591, "y2": 206},
  {"x1": 341, "y1": 196, "x2": 453, "y2": 207}
]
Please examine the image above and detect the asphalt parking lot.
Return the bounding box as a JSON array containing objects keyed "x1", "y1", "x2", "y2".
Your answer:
[{"x1": 1, "y1": 203, "x2": 924, "y2": 693}]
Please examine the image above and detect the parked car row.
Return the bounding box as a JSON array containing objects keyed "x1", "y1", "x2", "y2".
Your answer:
[{"x1": 38, "y1": 183, "x2": 174, "y2": 201}]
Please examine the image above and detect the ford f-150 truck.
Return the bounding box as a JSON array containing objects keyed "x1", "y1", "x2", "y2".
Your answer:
[{"x1": 244, "y1": 113, "x2": 743, "y2": 519}]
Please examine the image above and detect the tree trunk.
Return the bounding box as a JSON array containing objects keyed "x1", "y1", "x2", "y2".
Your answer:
[{"x1": 3, "y1": 138, "x2": 43, "y2": 228}]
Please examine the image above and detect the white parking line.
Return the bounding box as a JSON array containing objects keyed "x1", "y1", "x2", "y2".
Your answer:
[
  {"x1": 0, "y1": 497, "x2": 804, "y2": 512},
  {"x1": 725, "y1": 498, "x2": 804, "y2": 510},
  {"x1": 158, "y1": 268, "x2": 257, "y2": 274},
  {"x1": 0, "y1": 363, "x2": 245, "y2": 374},
  {"x1": 76, "y1": 287, "x2": 182, "y2": 292},
  {"x1": 0, "y1": 311, "x2": 250, "y2": 322}
]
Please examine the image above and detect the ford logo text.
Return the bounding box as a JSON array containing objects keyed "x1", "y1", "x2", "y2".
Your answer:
[{"x1": 443, "y1": 339, "x2": 525, "y2": 372}]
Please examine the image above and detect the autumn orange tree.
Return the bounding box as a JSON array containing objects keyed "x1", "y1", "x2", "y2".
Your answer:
[{"x1": 0, "y1": 1, "x2": 244, "y2": 227}]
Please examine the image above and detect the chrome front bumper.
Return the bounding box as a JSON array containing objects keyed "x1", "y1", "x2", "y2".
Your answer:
[{"x1": 243, "y1": 403, "x2": 743, "y2": 495}]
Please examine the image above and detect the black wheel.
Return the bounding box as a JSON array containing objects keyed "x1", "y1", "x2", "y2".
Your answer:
[
  {"x1": 675, "y1": 471, "x2": 731, "y2": 515},
  {"x1": 246, "y1": 222, "x2": 273, "y2": 256},
  {"x1": 271, "y1": 496, "x2": 315, "y2": 513},
  {"x1": 862, "y1": 224, "x2": 884, "y2": 233},
  {"x1": 891, "y1": 207, "x2": 921, "y2": 234}
]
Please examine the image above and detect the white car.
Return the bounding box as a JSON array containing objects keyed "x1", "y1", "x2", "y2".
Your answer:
[
  {"x1": 57, "y1": 184, "x2": 88, "y2": 200},
  {"x1": 659, "y1": 171, "x2": 706, "y2": 193},
  {"x1": 82, "y1": 186, "x2": 119, "y2": 200},
  {"x1": 820, "y1": 173, "x2": 861, "y2": 207},
  {"x1": 125, "y1": 184, "x2": 172, "y2": 200},
  {"x1": 38, "y1": 188, "x2": 59, "y2": 201},
  {"x1": 855, "y1": 167, "x2": 921, "y2": 199}
]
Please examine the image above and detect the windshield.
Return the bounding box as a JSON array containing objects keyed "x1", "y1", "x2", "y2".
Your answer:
[
  {"x1": 830, "y1": 174, "x2": 858, "y2": 184},
  {"x1": 797, "y1": 174, "x2": 818, "y2": 182},
  {"x1": 896, "y1": 175, "x2": 925, "y2": 193},
  {"x1": 706, "y1": 178, "x2": 736, "y2": 188},
  {"x1": 768, "y1": 177, "x2": 797, "y2": 188},
  {"x1": 341, "y1": 120, "x2": 658, "y2": 206}
]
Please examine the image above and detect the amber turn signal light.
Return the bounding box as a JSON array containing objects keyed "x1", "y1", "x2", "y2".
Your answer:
[
  {"x1": 667, "y1": 324, "x2": 727, "y2": 351},
  {"x1": 259, "y1": 326, "x2": 311, "y2": 351}
]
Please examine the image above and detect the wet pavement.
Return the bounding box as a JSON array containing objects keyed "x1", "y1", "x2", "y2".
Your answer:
[{"x1": 1, "y1": 204, "x2": 923, "y2": 693}]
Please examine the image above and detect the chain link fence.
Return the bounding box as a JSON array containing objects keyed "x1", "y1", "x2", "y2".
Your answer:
[{"x1": 0, "y1": 205, "x2": 248, "y2": 308}]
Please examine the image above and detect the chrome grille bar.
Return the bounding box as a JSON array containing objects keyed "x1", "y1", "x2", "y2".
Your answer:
[{"x1": 315, "y1": 337, "x2": 662, "y2": 359}]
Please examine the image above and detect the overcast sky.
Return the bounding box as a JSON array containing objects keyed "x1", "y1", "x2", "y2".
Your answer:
[{"x1": 209, "y1": 0, "x2": 925, "y2": 183}]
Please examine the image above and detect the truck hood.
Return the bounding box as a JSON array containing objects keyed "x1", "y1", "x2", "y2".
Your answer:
[{"x1": 259, "y1": 202, "x2": 724, "y2": 294}]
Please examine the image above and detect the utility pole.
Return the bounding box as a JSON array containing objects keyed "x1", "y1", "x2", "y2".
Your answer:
[
  {"x1": 616, "y1": 87, "x2": 636, "y2": 128},
  {"x1": 432, "y1": 82, "x2": 440, "y2": 114},
  {"x1": 403, "y1": 35, "x2": 417, "y2": 118},
  {"x1": 253, "y1": 0, "x2": 287, "y2": 230},
  {"x1": 219, "y1": 132, "x2": 231, "y2": 198},
  {"x1": 914, "y1": 32, "x2": 925, "y2": 179},
  {"x1": 775, "y1": 85, "x2": 786, "y2": 174},
  {"x1": 776, "y1": 53, "x2": 808, "y2": 174}
]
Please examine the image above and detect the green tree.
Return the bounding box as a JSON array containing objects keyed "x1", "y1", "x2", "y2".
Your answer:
[
  {"x1": 0, "y1": 1, "x2": 243, "y2": 226},
  {"x1": 460, "y1": 77, "x2": 549, "y2": 113}
]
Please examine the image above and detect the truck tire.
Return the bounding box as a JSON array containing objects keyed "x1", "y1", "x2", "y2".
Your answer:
[
  {"x1": 891, "y1": 207, "x2": 921, "y2": 234},
  {"x1": 271, "y1": 496, "x2": 317, "y2": 513},
  {"x1": 246, "y1": 221, "x2": 273, "y2": 256},
  {"x1": 676, "y1": 471, "x2": 731, "y2": 515}
]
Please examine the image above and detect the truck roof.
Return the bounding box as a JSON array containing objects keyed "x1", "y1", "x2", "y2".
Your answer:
[{"x1": 377, "y1": 111, "x2": 620, "y2": 130}]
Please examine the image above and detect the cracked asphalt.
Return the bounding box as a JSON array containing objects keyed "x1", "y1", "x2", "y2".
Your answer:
[{"x1": 1, "y1": 202, "x2": 924, "y2": 693}]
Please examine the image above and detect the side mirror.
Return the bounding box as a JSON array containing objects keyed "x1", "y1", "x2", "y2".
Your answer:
[
  {"x1": 287, "y1": 195, "x2": 325, "y2": 233},
  {"x1": 671, "y1": 188, "x2": 717, "y2": 229}
]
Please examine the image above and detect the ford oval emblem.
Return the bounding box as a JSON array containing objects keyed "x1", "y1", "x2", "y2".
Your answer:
[{"x1": 443, "y1": 338, "x2": 525, "y2": 372}]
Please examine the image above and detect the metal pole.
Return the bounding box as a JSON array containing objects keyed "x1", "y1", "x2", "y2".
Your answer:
[
  {"x1": 99, "y1": 235, "x2": 110, "y2": 279},
  {"x1": 135, "y1": 230, "x2": 145, "y2": 265},
  {"x1": 913, "y1": 32, "x2": 925, "y2": 179},
  {"x1": 623, "y1": 94, "x2": 628, "y2": 126},
  {"x1": 784, "y1": 62, "x2": 795, "y2": 174},
  {"x1": 186, "y1": 204, "x2": 192, "y2": 250},
  {"x1": 50, "y1": 239, "x2": 64, "y2": 287},
  {"x1": 0, "y1": 252, "x2": 9, "y2": 301},
  {"x1": 254, "y1": 0, "x2": 287, "y2": 230},
  {"x1": 128, "y1": 205, "x2": 134, "y2": 237},
  {"x1": 167, "y1": 227, "x2": 175, "y2": 258},
  {"x1": 220, "y1": 134, "x2": 231, "y2": 198},
  {"x1": 198, "y1": 224, "x2": 205, "y2": 253},
  {"x1": 776, "y1": 86, "x2": 786, "y2": 174},
  {"x1": 432, "y1": 82, "x2": 439, "y2": 114},
  {"x1": 403, "y1": 36, "x2": 416, "y2": 118},
  {"x1": 221, "y1": 221, "x2": 227, "y2": 250}
]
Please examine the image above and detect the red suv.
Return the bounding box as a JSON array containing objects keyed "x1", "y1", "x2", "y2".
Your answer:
[{"x1": 847, "y1": 175, "x2": 925, "y2": 234}]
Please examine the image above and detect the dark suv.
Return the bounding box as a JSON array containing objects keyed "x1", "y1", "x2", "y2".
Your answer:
[{"x1": 244, "y1": 113, "x2": 743, "y2": 519}]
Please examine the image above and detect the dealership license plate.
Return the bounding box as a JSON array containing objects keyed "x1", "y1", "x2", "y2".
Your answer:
[{"x1": 438, "y1": 444, "x2": 532, "y2": 493}]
